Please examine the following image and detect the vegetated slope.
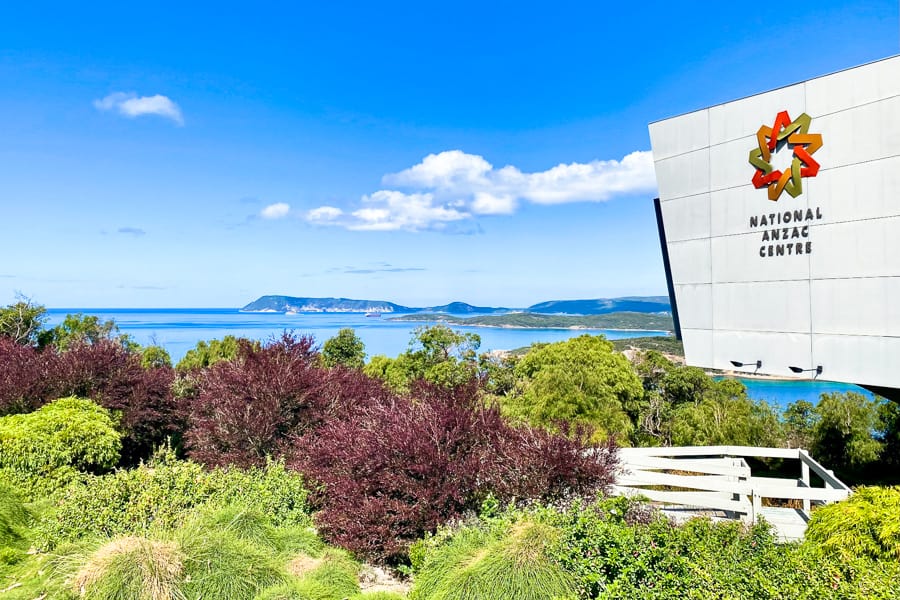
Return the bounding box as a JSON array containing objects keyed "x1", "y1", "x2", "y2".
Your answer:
[
  {"x1": 423, "y1": 302, "x2": 505, "y2": 313},
  {"x1": 242, "y1": 295, "x2": 410, "y2": 313},
  {"x1": 526, "y1": 297, "x2": 671, "y2": 314},
  {"x1": 611, "y1": 335, "x2": 684, "y2": 356},
  {"x1": 390, "y1": 311, "x2": 674, "y2": 331},
  {"x1": 241, "y1": 295, "x2": 672, "y2": 315}
]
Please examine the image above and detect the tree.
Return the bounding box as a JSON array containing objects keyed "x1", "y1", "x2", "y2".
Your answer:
[
  {"x1": 670, "y1": 379, "x2": 783, "y2": 447},
  {"x1": 0, "y1": 296, "x2": 47, "y2": 346},
  {"x1": 140, "y1": 345, "x2": 172, "y2": 369},
  {"x1": 812, "y1": 392, "x2": 883, "y2": 472},
  {"x1": 363, "y1": 325, "x2": 480, "y2": 392},
  {"x1": 783, "y1": 399, "x2": 816, "y2": 449},
  {"x1": 321, "y1": 328, "x2": 365, "y2": 369},
  {"x1": 506, "y1": 335, "x2": 643, "y2": 440},
  {"x1": 37, "y1": 313, "x2": 136, "y2": 351},
  {"x1": 176, "y1": 335, "x2": 257, "y2": 371}
]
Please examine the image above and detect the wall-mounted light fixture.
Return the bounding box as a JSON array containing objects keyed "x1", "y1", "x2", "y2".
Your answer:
[
  {"x1": 789, "y1": 365, "x2": 823, "y2": 378},
  {"x1": 730, "y1": 360, "x2": 762, "y2": 372}
]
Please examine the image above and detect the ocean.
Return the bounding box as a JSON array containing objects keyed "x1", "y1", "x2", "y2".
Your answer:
[{"x1": 45, "y1": 308, "x2": 873, "y2": 407}]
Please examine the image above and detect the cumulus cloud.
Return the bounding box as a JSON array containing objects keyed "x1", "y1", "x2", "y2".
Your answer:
[
  {"x1": 260, "y1": 202, "x2": 291, "y2": 219},
  {"x1": 305, "y1": 149, "x2": 656, "y2": 232},
  {"x1": 94, "y1": 92, "x2": 184, "y2": 125}
]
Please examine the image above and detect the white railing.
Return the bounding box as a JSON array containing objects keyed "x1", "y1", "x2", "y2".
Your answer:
[{"x1": 614, "y1": 446, "x2": 851, "y2": 525}]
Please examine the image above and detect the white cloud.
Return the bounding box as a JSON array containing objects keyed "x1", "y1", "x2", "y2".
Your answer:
[
  {"x1": 260, "y1": 202, "x2": 291, "y2": 219},
  {"x1": 94, "y1": 92, "x2": 184, "y2": 125},
  {"x1": 305, "y1": 149, "x2": 656, "y2": 232},
  {"x1": 306, "y1": 206, "x2": 343, "y2": 222}
]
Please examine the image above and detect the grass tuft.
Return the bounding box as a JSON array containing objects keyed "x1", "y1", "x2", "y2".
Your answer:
[
  {"x1": 0, "y1": 482, "x2": 29, "y2": 549},
  {"x1": 176, "y1": 526, "x2": 287, "y2": 600},
  {"x1": 70, "y1": 536, "x2": 185, "y2": 600},
  {"x1": 410, "y1": 520, "x2": 577, "y2": 600}
]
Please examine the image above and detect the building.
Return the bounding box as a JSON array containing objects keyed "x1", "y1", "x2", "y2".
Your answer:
[{"x1": 649, "y1": 55, "x2": 900, "y2": 400}]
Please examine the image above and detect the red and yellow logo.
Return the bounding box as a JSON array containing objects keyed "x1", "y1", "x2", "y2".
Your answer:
[{"x1": 749, "y1": 111, "x2": 822, "y2": 201}]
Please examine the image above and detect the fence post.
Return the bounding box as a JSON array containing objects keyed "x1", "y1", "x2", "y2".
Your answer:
[{"x1": 800, "y1": 458, "x2": 811, "y2": 514}]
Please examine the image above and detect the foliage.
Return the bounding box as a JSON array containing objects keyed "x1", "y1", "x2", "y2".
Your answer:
[
  {"x1": 176, "y1": 335, "x2": 257, "y2": 371},
  {"x1": 37, "y1": 312, "x2": 136, "y2": 352},
  {"x1": 0, "y1": 337, "x2": 53, "y2": 414},
  {"x1": 784, "y1": 399, "x2": 816, "y2": 449},
  {"x1": 0, "y1": 397, "x2": 121, "y2": 497},
  {"x1": 292, "y1": 380, "x2": 617, "y2": 564},
  {"x1": 506, "y1": 335, "x2": 642, "y2": 440},
  {"x1": 0, "y1": 338, "x2": 179, "y2": 465},
  {"x1": 0, "y1": 482, "x2": 29, "y2": 550},
  {"x1": 610, "y1": 336, "x2": 683, "y2": 356},
  {"x1": 410, "y1": 520, "x2": 577, "y2": 600},
  {"x1": 364, "y1": 326, "x2": 480, "y2": 392},
  {"x1": 141, "y1": 345, "x2": 173, "y2": 369},
  {"x1": 35, "y1": 449, "x2": 310, "y2": 549},
  {"x1": 670, "y1": 380, "x2": 783, "y2": 447},
  {"x1": 186, "y1": 333, "x2": 392, "y2": 468},
  {"x1": 322, "y1": 328, "x2": 366, "y2": 369},
  {"x1": 812, "y1": 392, "x2": 884, "y2": 472},
  {"x1": 805, "y1": 486, "x2": 900, "y2": 561},
  {"x1": 0, "y1": 297, "x2": 47, "y2": 346}
]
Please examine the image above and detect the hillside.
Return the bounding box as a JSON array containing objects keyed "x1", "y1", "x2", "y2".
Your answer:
[
  {"x1": 241, "y1": 295, "x2": 672, "y2": 315},
  {"x1": 525, "y1": 297, "x2": 671, "y2": 315},
  {"x1": 241, "y1": 295, "x2": 408, "y2": 313},
  {"x1": 389, "y1": 311, "x2": 674, "y2": 331}
]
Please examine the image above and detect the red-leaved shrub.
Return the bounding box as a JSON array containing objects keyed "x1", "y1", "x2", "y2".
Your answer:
[
  {"x1": 186, "y1": 333, "x2": 393, "y2": 468},
  {"x1": 291, "y1": 380, "x2": 618, "y2": 564},
  {"x1": 0, "y1": 338, "x2": 51, "y2": 414}
]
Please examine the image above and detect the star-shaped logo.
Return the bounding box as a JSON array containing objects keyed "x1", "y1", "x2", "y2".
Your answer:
[{"x1": 749, "y1": 110, "x2": 823, "y2": 201}]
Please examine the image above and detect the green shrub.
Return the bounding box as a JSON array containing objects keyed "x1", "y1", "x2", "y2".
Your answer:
[
  {"x1": 0, "y1": 397, "x2": 121, "y2": 497},
  {"x1": 805, "y1": 486, "x2": 900, "y2": 561},
  {"x1": 36, "y1": 449, "x2": 310, "y2": 549},
  {"x1": 349, "y1": 593, "x2": 407, "y2": 600},
  {"x1": 410, "y1": 520, "x2": 577, "y2": 600}
]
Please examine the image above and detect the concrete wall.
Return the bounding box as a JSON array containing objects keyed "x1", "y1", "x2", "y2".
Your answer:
[{"x1": 649, "y1": 56, "x2": 900, "y2": 387}]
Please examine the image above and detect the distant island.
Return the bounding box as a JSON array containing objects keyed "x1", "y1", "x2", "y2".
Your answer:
[
  {"x1": 241, "y1": 294, "x2": 671, "y2": 315},
  {"x1": 389, "y1": 311, "x2": 674, "y2": 331}
]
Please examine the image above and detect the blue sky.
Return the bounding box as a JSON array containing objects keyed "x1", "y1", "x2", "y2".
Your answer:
[{"x1": 1, "y1": 1, "x2": 897, "y2": 308}]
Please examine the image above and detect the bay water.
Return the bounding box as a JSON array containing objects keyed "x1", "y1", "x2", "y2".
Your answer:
[{"x1": 45, "y1": 308, "x2": 872, "y2": 406}]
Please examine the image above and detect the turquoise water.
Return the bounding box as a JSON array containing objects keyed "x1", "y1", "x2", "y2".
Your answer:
[
  {"x1": 717, "y1": 376, "x2": 874, "y2": 408},
  {"x1": 44, "y1": 308, "x2": 669, "y2": 363}
]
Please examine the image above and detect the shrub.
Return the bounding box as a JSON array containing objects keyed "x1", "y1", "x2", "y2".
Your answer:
[
  {"x1": 0, "y1": 338, "x2": 180, "y2": 466},
  {"x1": 805, "y1": 486, "x2": 900, "y2": 561},
  {"x1": 292, "y1": 381, "x2": 617, "y2": 564},
  {"x1": 46, "y1": 340, "x2": 180, "y2": 465},
  {"x1": 410, "y1": 520, "x2": 577, "y2": 600},
  {"x1": 187, "y1": 333, "x2": 393, "y2": 468},
  {"x1": 0, "y1": 338, "x2": 48, "y2": 414},
  {"x1": 70, "y1": 536, "x2": 184, "y2": 600},
  {"x1": 35, "y1": 450, "x2": 310, "y2": 549},
  {"x1": 0, "y1": 482, "x2": 29, "y2": 549},
  {"x1": 0, "y1": 397, "x2": 121, "y2": 497},
  {"x1": 0, "y1": 397, "x2": 121, "y2": 472}
]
